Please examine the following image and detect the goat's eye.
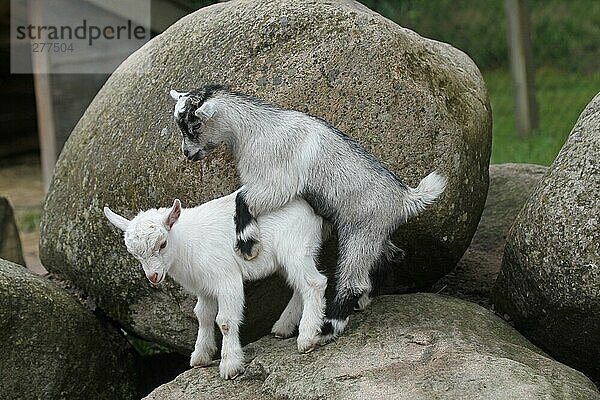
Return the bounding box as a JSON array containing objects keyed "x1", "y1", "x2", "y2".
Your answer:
[{"x1": 160, "y1": 241, "x2": 167, "y2": 250}]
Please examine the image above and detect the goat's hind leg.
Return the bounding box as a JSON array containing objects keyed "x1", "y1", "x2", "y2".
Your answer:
[
  {"x1": 321, "y1": 230, "x2": 387, "y2": 341},
  {"x1": 283, "y1": 256, "x2": 327, "y2": 353},
  {"x1": 321, "y1": 292, "x2": 359, "y2": 343},
  {"x1": 355, "y1": 239, "x2": 404, "y2": 311},
  {"x1": 272, "y1": 289, "x2": 303, "y2": 338}
]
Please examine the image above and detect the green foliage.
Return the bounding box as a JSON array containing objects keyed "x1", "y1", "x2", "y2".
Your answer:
[
  {"x1": 530, "y1": 0, "x2": 600, "y2": 73},
  {"x1": 127, "y1": 333, "x2": 170, "y2": 356},
  {"x1": 18, "y1": 210, "x2": 41, "y2": 233},
  {"x1": 184, "y1": 0, "x2": 220, "y2": 8},
  {"x1": 486, "y1": 68, "x2": 600, "y2": 165},
  {"x1": 362, "y1": 0, "x2": 600, "y2": 73}
]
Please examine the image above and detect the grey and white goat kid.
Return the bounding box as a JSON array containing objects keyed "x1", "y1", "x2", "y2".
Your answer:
[
  {"x1": 169, "y1": 86, "x2": 447, "y2": 341},
  {"x1": 103, "y1": 190, "x2": 327, "y2": 379}
]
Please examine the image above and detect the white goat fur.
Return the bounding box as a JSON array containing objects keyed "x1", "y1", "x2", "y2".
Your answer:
[
  {"x1": 104, "y1": 190, "x2": 327, "y2": 380},
  {"x1": 170, "y1": 86, "x2": 448, "y2": 340}
]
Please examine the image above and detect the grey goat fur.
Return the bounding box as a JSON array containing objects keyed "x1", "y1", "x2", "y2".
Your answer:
[{"x1": 170, "y1": 85, "x2": 447, "y2": 339}]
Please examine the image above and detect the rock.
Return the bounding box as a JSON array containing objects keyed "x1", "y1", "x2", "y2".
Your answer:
[
  {"x1": 0, "y1": 197, "x2": 25, "y2": 266},
  {"x1": 0, "y1": 259, "x2": 138, "y2": 399},
  {"x1": 493, "y1": 92, "x2": 600, "y2": 381},
  {"x1": 432, "y1": 163, "x2": 547, "y2": 305},
  {"x1": 40, "y1": 0, "x2": 491, "y2": 352},
  {"x1": 144, "y1": 294, "x2": 600, "y2": 400}
]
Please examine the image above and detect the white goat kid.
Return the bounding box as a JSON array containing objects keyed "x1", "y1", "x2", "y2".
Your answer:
[{"x1": 104, "y1": 190, "x2": 327, "y2": 380}]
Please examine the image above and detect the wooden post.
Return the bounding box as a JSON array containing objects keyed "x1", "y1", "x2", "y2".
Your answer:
[
  {"x1": 28, "y1": 0, "x2": 195, "y2": 192},
  {"x1": 505, "y1": 0, "x2": 538, "y2": 136},
  {"x1": 29, "y1": 0, "x2": 57, "y2": 192}
]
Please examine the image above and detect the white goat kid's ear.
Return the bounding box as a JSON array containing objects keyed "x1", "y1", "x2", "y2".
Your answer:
[
  {"x1": 170, "y1": 89, "x2": 186, "y2": 101},
  {"x1": 194, "y1": 101, "x2": 217, "y2": 120},
  {"x1": 103, "y1": 207, "x2": 130, "y2": 232},
  {"x1": 164, "y1": 199, "x2": 181, "y2": 230}
]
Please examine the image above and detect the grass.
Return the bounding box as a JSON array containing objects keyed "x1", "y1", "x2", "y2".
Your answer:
[
  {"x1": 126, "y1": 334, "x2": 170, "y2": 356},
  {"x1": 361, "y1": 0, "x2": 600, "y2": 74},
  {"x1": 16, "y1": 209, "x2": 41, "y2": 233},
  {"x1": 484, "y1": 68, "x2": 600, "y2": 165}
]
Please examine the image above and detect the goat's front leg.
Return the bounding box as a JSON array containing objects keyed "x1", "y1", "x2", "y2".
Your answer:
[
  {"x1": 216, "y1": 280, "x2": 245, "y2": 379},
  {"x1": 234, "y1": 190, "x2": 261, "y2": 261},
  {"x1": 234, "y1": 185, "x2": 297, "y2": 261},
  {"x1": 190, "y1": 294, "x2": 218, "y2": 368}
]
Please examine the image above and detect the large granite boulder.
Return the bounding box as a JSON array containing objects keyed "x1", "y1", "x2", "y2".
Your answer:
[
  {"x1": 432, "y1": 163, "x2": 547, "y2": 305},
  {"x1": 0, "y1": 259, "x2": 138, "y2": 399},
  {"x1": 0, "y1": 197, "x2": 25, "y2": 266},
  {"x1": 144, "y1": 294, "x2": 600, "y2": 400},
  {"x1": 40, "y1": 0, "x2": 491, "y2": 352},
  {"x1": 493, "y1": 92, "x2": 600, "y2": 380}
]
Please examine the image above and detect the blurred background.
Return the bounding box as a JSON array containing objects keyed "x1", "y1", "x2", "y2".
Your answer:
[
  {"x1": 362, "y1": 0, "x2": 600, "y2": 165},
  {"x1": 0, "y1": 0, "x2": 598, "y2": 273}
]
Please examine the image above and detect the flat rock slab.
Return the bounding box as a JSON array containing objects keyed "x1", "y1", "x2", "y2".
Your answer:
[{"x1": 145, "y1": 294, "x2": 599, "y2": 400}]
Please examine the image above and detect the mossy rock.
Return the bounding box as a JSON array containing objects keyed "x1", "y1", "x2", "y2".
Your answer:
[
  {"x1": 493, "y1": 92, "x2": 600, "y2": 381},
  {"x1": 40, "y1": 0, "x2": 491, "y2": 352},
  {"x1": 0, "y1": 259, "x2": 137, "y2": 399}
]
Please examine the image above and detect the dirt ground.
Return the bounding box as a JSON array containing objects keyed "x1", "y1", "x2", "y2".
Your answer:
[{"x1": 0, "y1": 156, "x2": 46, "y2": 274}]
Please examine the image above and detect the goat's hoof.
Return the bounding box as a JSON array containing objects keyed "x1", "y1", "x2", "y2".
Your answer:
[
  {"x1": 219, "y1": 360, "x2": 245, "y2": 380},
  {"x1": 272, "y1": 330, "x2": 294, "y2": 339},
  {"x1": 190, "y1": 359, "x2": 212, "y2": 368},
  {"x1": 271, "y1": 320, "x2": 297, "y2": 338},
  {"x1": 297, "y1": 334, "x2": 320, "y2": 353},
  {"x1": 190, "y1": 349, "x2": 215, "y2": 368},
  {"x1": 354, "y1": 294, "x2": 372, "y2": 312},
  {"x1": 318, "y1": 332, "x2": 336, "y2": 345},
  {"x1": 244, "y1": 241, "x2": 261, "y2": 260}
]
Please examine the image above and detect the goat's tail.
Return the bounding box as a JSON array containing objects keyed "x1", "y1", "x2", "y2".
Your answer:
[{"x1": 401, "y1": 171, "x2": 447, "y2": 219}]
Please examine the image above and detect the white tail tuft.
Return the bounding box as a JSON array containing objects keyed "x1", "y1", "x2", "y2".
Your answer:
[{"x1": 402, "y1": 171, "x2": 447, "y2": 219}]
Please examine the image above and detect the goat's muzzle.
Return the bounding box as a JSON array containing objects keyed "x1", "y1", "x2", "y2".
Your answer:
[
  {"x1": 148, "y1": 272, "x2": 162, "y2": 285},
  {"x1": 184, "y1": 149, "x2": 203, "y2": 161}
]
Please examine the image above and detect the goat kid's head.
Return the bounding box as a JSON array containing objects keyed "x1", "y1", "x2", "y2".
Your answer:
[
  {"x1": 170, "y1": 86, "x2": 223, "y2": 162},
  {"x1": 103, "y1": 199, "x2": 182, "y2": 286}
]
